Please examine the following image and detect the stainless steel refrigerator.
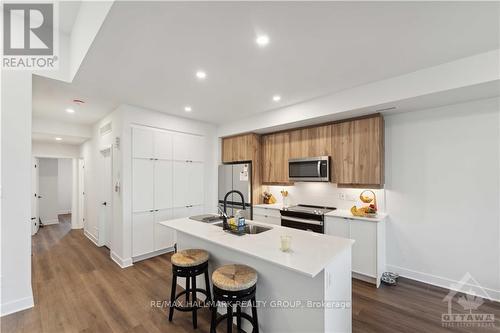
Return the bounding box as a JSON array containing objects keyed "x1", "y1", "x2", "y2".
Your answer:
[{"x1": 218, "y1": 162, "x2": 252, "y2": 220}]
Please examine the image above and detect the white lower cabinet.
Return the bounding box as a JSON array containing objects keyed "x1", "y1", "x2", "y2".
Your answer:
[
  {"x1": 132, "y1": 211, "x2": 155, "y2": 257},
  {"x1": 253, "y1": 214, "x2": 281, "y2": 225},
  {"x1": 253, "y1": 206, "x2": 281, "y2": 225},
  {"x1": 133, "y1": 209, "x2": 176, "y2": 257},
  {"x1": 325, "y1": 216, "x2": 386, "y2": 287}
]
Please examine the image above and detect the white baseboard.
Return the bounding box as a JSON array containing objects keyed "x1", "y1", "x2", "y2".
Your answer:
[
  {"x1": 84, "y1": 229, "x2": 99, "y2": 246},
  {"x1": 1, "y1": 295, "x2": 34, "y2": 317},
  {"x1": 386, "y1": 264, "x2": 500, "y2": 302},
  {"x1": 42, "y1": 218, "x2": 59, "y2": 225},
  {"x1": 132, "y1": 247, "x2": 174, "y2": 263},
  {"x1": 111, "y1": 251, "x2": 133, "y2": 268}
]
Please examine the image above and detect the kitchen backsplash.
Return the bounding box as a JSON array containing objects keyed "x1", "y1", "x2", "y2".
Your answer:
[{"x1": 264, "y1": 183, "x2": 386, "y2": 212}]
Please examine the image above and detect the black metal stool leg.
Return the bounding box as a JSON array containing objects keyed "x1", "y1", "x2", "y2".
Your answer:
[
  {"x1": 185, "y1": 277, "x2": 190, "y2": 304},
  {"x1": 251, "y1": 296, "x2": 259, "y2": 333},
  {"x1": 236, "y1": 305, "x2": 242, "y2": 332},
  {"x1": 227, "y1": 303, "x2": 233, "y2": 333},
  {"x1": 204, "y1": 269, "x2": 212, "y2": 302},
  {"x1": 192, "y1": 275, "x2": 197, "y2": 329},
  {"x1": 168, "y1": 274, "x2": 177, "y2": 321},
  {"x1": 210, "y1": 298, "x2": 217, "y2": 333}
]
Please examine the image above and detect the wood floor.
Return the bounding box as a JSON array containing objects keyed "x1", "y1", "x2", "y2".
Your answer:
[{"x1": 2, "y1": 216, "x2": 499, "y2": 333}]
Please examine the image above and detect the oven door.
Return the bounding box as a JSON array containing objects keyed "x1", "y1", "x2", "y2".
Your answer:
[
  {"x1": 288, "y1": 157, "x2": 329, "y2": 182},
  {"x1": 281, "y1": 216, "x2": 324, "y2": 233}
]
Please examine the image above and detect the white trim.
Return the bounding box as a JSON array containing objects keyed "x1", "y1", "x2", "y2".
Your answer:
[
  {"x1": 84, "y1": 229, "x2": 99, "y2": 246},
  {"x1": 132, "y1": 247, "x2": 174, "y2": 263},
  {"x1": 0, "y1": 295, "x2": 34, "y2": 317},
  {"x1": 57, "y1": 210, "x2": 71, "y2": 215},
  {"x1": 352, "y1": 272, "x2": 376, "y2": 285},
  {"x1": 111, "y1": 251, "x2": 133, "y2": 268},
  {"x1": 42, "y1": 218, "x2": 59, "y2": 225},
  {"x1": 386, "y1": 264, "x2": 500, "y2": 302}
]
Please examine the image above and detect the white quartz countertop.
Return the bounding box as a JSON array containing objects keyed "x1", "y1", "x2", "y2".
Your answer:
[
  {"x1": 159, "y1": 217, "x2": 354, "y2": 278},
  {"x1": 325, "y1": 209, "x2": 388, "y2": 222},
  {"x1": 253, "y1": 203, "x2": 284, "y2": 210}
]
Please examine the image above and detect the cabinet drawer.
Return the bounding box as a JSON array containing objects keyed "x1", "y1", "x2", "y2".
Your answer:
[
  {"x1": 253, "y1": 207, "x2": 281, "y2": 218},
  {"x1": 254, "y1": 214, "x2": 281, "y2": 226}
]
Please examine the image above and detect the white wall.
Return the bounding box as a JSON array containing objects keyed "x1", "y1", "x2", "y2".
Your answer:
[
  {"x1": 38, "y1": 158, "x2": 59, "y2": 224},
  {"x1": 32, "y1": 141, "x2": 80, "y2": 158},
  {"x1": 1, "y1": 71, "x2": 34, "y2": 316},
  {"x1": 384, "y1": 97, "x2": 499, "y2": 298},
  {"x1": 57, "y1": 159, "x2": 73, "y2": 214}
]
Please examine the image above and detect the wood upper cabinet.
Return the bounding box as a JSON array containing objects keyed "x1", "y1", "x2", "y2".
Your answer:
[
  {"x1": 262, "y1": 132, "x2": 290, "y2": 184},
  {"x1": 334, "y1": 115, "x2": 384, "y2": 187},
  {"x1": 222, "y1": 133, "x2": 260, "y2": 163},
  {"x1": 289, "y1": 125, "x2": 333, "y2": 159},
  {"x1": 221, "y1": 133, "x2": 263, "y2": 203}
]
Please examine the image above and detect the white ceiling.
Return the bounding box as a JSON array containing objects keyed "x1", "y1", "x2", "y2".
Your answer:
[
  {"x1": 58, "y1": 1, "x2": 81, "y2": 35},
  {"x1": 32, "y1": 132, "x2": 88, "y2": 145},
  {"x1": 33, "y1": 1, "x2": 500, "y2": 125}
]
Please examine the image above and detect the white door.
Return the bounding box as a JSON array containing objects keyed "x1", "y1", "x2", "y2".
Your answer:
[
  {"x1": 324, "y1": 217, "x2": 350, "y2": 238},
  {"x1": 188, "y1": 162, "x2": 204, "y2": 205},
  {"x1": 78, "y1": 159, "x2": 85, "y2": 229},
  {"x1": 133, "y1": 127, "x2": 154, "y2": 159},
  {"x1": 99, "y1": 149, "x2": 113, "y2": 248},
  {"x1": 132, "y1": 159, "x2": 154, "y2": 212},
  {"x1": 154, "y1": 131, "x2": 173, "y2": 160},
  {"x1": 31, "y1": 157, "x2": 40, "y2": 235},
  {"x1": 154, "y1": 160, "x2": 173, "y2": 210},
  {"x1": 154, "y1": 208, "x2": 175, "y2": 251},
  {"x1": 172, "y1": 161, "x2": 189, "y2": 208},
  {"x1": 132, "y1": 211, "x2": 155, "y2": 256}
]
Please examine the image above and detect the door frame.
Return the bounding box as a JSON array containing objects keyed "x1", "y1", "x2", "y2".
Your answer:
[
  {"x1": 31, "y1": 157, "x2": 40, "y2": 235},
  {"x1": 78, "y1": 158, "x2": 85, "y2": 229}
]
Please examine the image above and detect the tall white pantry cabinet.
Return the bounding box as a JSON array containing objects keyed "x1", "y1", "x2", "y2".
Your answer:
[{"x1": 131, "y1": 126, "x2": 205, "y2": 259}]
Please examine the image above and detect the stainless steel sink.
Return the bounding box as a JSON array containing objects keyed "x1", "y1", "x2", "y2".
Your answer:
[
  {"x1": 213, "y1": 222, "x2": 272, "y2": 235},
  {"x1": 189, "y1": 214, "x2": 223, "y2": 223}
]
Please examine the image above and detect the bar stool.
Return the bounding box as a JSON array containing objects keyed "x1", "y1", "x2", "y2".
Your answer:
[
  {"x1": 210, "y1": 264, "x2": 259, "y2": 333},
  {"x1": 169, "y1": 249, "x2": 211, "y2": 329}
]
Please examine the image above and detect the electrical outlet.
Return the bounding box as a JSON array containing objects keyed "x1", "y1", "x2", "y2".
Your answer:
[{"x1": 338, "y1": 193, "x2": 346, "y2": 200}]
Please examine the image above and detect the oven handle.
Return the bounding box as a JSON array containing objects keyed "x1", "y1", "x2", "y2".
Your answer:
[{"x1": 281, "y1": 216, "x2": 323, "y2": 225}]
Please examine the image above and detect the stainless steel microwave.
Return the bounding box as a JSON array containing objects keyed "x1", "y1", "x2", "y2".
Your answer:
[{"x1": 288, "y1": 156, "x2": 330, "y2": 182}]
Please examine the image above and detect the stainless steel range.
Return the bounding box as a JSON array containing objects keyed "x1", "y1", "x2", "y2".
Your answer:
[{"x1": 280, "y1": 204, "x2": 336, "y2": 233}]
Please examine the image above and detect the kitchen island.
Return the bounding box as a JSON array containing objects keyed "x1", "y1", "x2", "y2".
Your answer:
[{"x1": 159, "y1": 218, "x2": 354, "y2": 333}]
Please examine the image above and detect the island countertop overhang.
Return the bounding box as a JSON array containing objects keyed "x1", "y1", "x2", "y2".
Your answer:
[{"x1": 159, "y1": 217, "x2": 354, "y2": 278}]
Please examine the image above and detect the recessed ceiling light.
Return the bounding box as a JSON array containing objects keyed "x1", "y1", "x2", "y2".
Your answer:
[
  {"x1": 195, "y1": 71, "x2": 206, "y2": 80},
  {"x1": 272, "y1": 95, "x2": 281, "y2": 102},
  {"x1": 184, "y1": 106, "x2": 192, "y2": 112},
  {"x1": 66, "y1": 108, "x2": 75, "y2": 113},
  {"x1": 256, "y1": 35, "x2": 270, "y2": 47},
  {"x1": 55, "y1": 137, "x2": 62, "y2": 141}
]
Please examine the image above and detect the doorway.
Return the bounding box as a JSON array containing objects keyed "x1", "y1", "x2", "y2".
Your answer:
[{"x1": 36, "y1": 158, "x2": 74, "y2": 227}]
